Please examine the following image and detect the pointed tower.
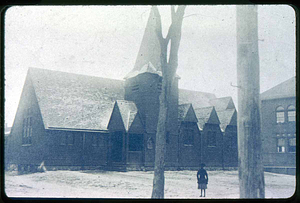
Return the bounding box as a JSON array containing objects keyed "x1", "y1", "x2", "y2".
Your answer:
[
  {"x1": 124, "y1": 8, "x2": 179, "y2": 135},
  {"x1": 125, "y1": 8, "x2": 161, "y2": 79}
]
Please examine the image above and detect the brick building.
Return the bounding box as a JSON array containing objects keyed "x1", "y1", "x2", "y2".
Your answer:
[{"x1": 261, "y1": 76, "x2": 296, "y2": 174}]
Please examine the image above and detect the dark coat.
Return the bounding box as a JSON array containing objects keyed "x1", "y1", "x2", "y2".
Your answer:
[{"x1": 197, "y1": 168, "x2": 208, "y2": 184}]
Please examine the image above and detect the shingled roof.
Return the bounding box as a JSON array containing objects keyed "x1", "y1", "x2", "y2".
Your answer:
[
  {"x1": 179, "y1": 89, "x2": 216, "y2": 109},
  {"x1": 216, "y1": 109, "x2": 237, "y2": 132},
  {"x1": 29, "y1": 68, "x2": 124, "y2": 131},
  {"x1": 115, "y1": 100, "x2": 143, "y2": 132},
  {"x1": 209, "y1": 97, "x2": 235, "y2": 111},
  {"x1": 261, "y1": 76, "x2": 296, "y2": 100},
  {"x1": 178, "y1": 103, "x2": 198, "y2": 123},
  {"x1": 27, "y1": 67, "x2": 236, "y2": 132},
  {"x1": 194, "y1": 106, "x2": 220, "y2": 130}
]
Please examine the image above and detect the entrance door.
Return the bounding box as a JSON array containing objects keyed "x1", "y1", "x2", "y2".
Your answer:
[
  {"x1": 111, "y1": 131, "x2": 123, "y2": 162},
  {"x1": 128, "y1": 133, "x2": 144, "y2": 164}
]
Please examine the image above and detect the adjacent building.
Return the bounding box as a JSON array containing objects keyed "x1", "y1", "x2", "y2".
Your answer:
[{"x1": 261, "y1": 76, "x2": 296, "y2": 174}]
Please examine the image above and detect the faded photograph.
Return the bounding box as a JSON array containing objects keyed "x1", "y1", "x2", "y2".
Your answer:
[{"x1": 4, "y1": 5, "x2": 295, "y2": 199}]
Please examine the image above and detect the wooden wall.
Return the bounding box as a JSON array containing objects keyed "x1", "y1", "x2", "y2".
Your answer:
[
  {"x1": 201, "y1": 124, "x2": 224, "y2": 167},
  {"x1": 44, "y1": 130, "x2": 108, "y2": 167},
  {"x1": 222, "y1": 125, "x2": 238, "y2": 167},
  {"x1": 8, "y1": 74, "x2": 46, "y2": 167}
]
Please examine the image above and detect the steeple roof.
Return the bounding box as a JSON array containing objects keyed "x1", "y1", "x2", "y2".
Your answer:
[{"x1": 124, "y1": 8, "x2": 162, "y2": 79}]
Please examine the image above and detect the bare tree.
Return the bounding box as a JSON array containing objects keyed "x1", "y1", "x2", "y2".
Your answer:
[
  {"x1": 236, "y1": 5, "x2": 265, "y2": 198},
  {"x1": 151, "y1": 5, "x2": 186, "y2": 199}
]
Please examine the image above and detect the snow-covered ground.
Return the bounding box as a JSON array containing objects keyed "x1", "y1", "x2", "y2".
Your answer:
[{"x1": 4, "y1": 170, "x2": 295, "y2": 199}]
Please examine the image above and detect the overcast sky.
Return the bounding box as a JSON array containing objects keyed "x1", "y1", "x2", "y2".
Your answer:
[{"x1": 4, "y1": 5, "x2": 295, "y2": 127}]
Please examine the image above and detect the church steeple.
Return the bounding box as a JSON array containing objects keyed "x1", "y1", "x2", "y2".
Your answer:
[
  {"x1": 124, "y1": 8, "x2": 162, "y2": 79},
  {"x1": 124, "y1": 7, "x2": 179, "y2": 135}
]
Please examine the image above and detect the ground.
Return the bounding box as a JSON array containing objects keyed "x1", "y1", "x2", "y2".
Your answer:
[{"x1": 4, "y1": 170, "x2": 296, "y2": 199}]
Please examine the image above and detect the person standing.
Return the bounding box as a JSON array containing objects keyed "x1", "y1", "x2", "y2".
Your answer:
[{"x1": 197, "y1": 163, "x2": 208, "y2": 197}]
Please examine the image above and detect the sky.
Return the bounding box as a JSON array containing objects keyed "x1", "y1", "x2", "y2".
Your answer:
[{"x1": 4, "y1": 5, "x2": 296, "y2": 127}]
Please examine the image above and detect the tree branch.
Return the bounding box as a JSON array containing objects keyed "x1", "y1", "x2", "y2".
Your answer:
[
  {"x1": 171, "y1": 5, "x2": 176, "y2": 21},
  {"x1": 168, "y1": 5, "x2": 186, "y2": 77}
]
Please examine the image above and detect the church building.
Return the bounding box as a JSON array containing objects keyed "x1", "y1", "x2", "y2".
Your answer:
[{"x1": 6, "y1": 9, "x2": 238, "y2": 172}]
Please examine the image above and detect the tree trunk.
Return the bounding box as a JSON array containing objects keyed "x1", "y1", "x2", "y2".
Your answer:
[
  {"x1": 151, "y1": 6, "x2": 186, "y2": 199},
  {"x1": 236, "y1": 5, "x2": 265, "y2": 198},
  {"x1": 151, "y1": 72, "x2": 168, "y2": 198}
]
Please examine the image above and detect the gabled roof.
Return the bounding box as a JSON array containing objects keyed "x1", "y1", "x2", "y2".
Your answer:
[
  {"x1": 178, "y1": 103, "x2": 198, "y2": 123},
  {"x1": 179, "y1": 89, "x2": 216, "y2": 109},
  {"x1": 194, "y1": 106, "x2": 220, "y2": 130},
  {"x1": 216, "y1": 109, "x2": 237, "y2": 132},
  {"x1": 209, "y1": 97, "x2": 235, "y2": 111},
  {"x1": 28, "y1": 68, "x2": 124, "y2": 131},
  {"x1": 261, "y1": 76, "x2": 296, "y2": 100},
  {"x1": 124, "y1": 8, "x2": 161, "y2": 79},
  {"x1": 115, "y1": 100, "x2": 143, "y2": 132}
]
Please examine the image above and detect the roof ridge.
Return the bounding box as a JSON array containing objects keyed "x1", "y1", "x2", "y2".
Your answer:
[
  {"x1": 194, "y1": 105, "x2": 214, "y2": 110},
  {"x1": 178, "y1": 103, "x2": 192, "y2": 106},
  {"x1": 29, "y1": 67, "x2": 124, "y2": 82},
  {"x1": 210, "y1": 96, "x2": 231, "y2": 100},
  {"x1": 261, "y1": 76, "x2": 295, "y2": 94},
  {"x1": 261, "y1": 76, "x2": 295, "y2": 100},
  {"x1": 179, "y1": 88, "x2": 215, "y2": 96}
]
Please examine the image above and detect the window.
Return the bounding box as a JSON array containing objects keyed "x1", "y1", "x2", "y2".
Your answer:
[
  {"x1": 276, "y1": 106, "x2": 285, "y2": 123},
  {"x1": 22, "y1": 117, "x2": 32, "y2": 145},
  {"x1": 129, "y1": 134, "x2": 143, "y2": 151},
  {"x1": 277, "y1": 138, "x2": 285, "y2": 153},
  {"x1": 288, "y1": 137, "x2": 296, "y2": 152},
  {"x1": 183, "y1": 129, "x2": 194, "y2": 146},
  {"x1": 131, "y1": 84, "x2": 139, "y2": 92},
  {"x1": 287, "y1": 105, "x2": 296, "y2": 122},
  {"x1": 207, "y1": 131, "x2": 217, "y2": 147},
  {"x1": 157, "y1": 77, "x2": 162, "y2": 92}
]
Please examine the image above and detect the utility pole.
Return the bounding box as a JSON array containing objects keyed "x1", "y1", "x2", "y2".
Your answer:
[{"x1": 236, "y1": 5, "x2": 265, "y2": 198}]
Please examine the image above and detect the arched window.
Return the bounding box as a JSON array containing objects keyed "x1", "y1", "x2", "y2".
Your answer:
[
  {"x1": 287, "y1": 105, "x2": 296, "y2": 122},
  {"x1": 276, "y1": 106, "x2": 285, "y2": 123}
]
